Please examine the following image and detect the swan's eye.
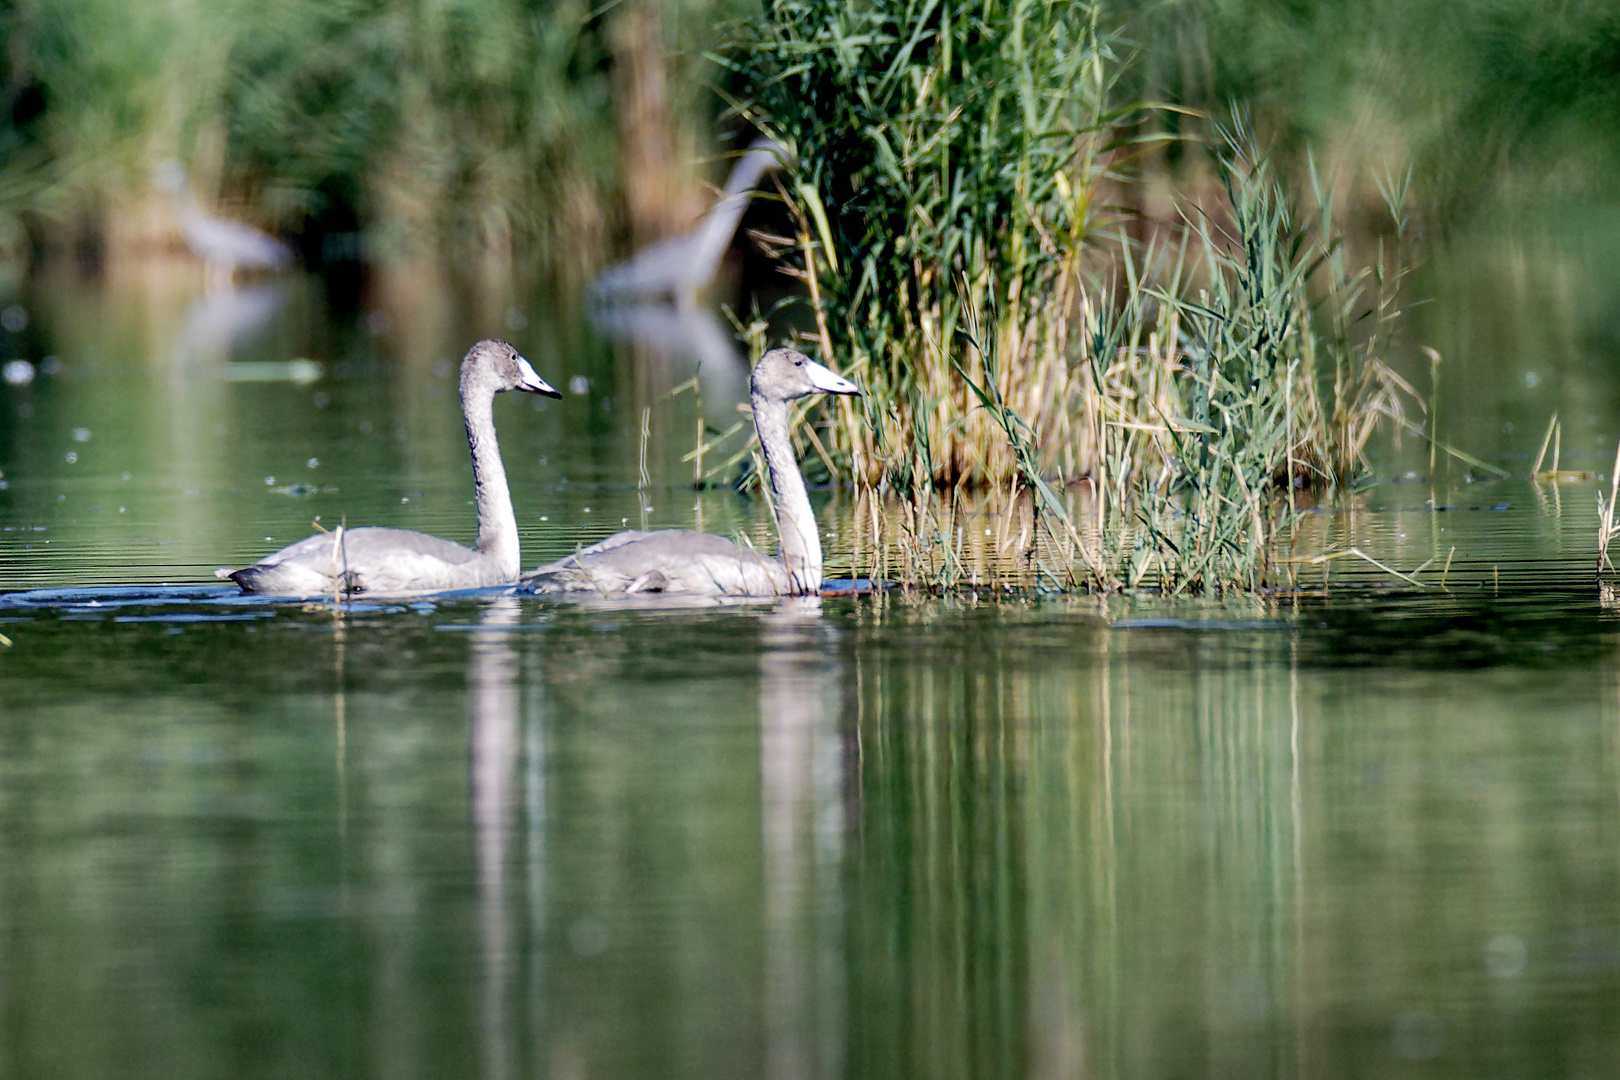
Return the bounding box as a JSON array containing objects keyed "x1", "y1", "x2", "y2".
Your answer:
[{"x1": 794, "y1": 359, "x2": 803, "y2": 366}]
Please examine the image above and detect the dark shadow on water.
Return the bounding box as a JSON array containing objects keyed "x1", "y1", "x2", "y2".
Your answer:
[
  {"x1": 1289, "y1": 585, "x2": 1615, "y2": 670},
  {"x1": 4, "y1": 578, "x2": 1617, "y2": 678},
  {"x1": 1104, "y1": 585, "x2": 1616, "y2": 672}
]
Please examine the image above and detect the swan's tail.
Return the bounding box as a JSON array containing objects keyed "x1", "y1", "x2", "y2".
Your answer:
[
  {"x1": 517, "y1": 567, "x2": 575, "y2": 594},
  {"x1": 519, "y1": 556, "x2": 623, "y2": 595},
  {"x1": 223, "y1": 565, "x2": 272, "y2": 593}
]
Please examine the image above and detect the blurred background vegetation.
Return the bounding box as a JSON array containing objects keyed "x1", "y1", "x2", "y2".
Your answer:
[
  {"x1": 0, "y1": 0, "x2": 736, "y2": 276},
  {"x1": 1118, "y1": 0, "x2": 1620, "y2": 226},
  {"x1": 1, "y1": 0, "x2": 1617, "y2": 276}
]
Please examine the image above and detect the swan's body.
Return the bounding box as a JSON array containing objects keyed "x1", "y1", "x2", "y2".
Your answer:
[
  {"x1": 154, "y1": 161, "x2": 293, "y2": 288},
  {"x1": 526, "y1": 529, "x2": 792, "y2": 596},
  {"x1": 225, "y1": 527, "x2": 518, "y2": 597},
  {"x1": 524, "y1": 348, "x2": 860, "y2": 597},
  {"x1": 222, "y1": 340, "x2": 560, "y2": 598},
  {"x1": 593, "y1": 137, "x2": 785, "y2": 306}
]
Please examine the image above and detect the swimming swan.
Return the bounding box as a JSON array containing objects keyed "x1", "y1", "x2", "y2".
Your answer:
[
  {"x1": 221, "y1": 339, "x2": 560, "y2": 597},
  {"x1": 522, "y1": 347, "x2": 860, "y2": 597}
]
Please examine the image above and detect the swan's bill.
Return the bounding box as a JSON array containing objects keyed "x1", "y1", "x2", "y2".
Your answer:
[
  {"x1": 805, "y1": 358, "x2": 861, "y2": 396},
  {"x1": 516, "y1": 356, "x2": 563, "y2": 398}
]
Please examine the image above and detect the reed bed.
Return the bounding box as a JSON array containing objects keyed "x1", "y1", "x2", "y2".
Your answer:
[
  {"x1": 724, "y1": 0, "x2": 1129, "y2": 489},
  {"x1": 1089, "y1": 130, "x2": 1426, "y2": 593},
  {"x1": 728, "y1": 0, "x2": 1449, "y2": 593},
  {"x1": 733, "y1": 100, "x2": 1432, "y2": 590}
]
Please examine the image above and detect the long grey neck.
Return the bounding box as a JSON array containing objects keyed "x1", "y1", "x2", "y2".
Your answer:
[
  {"x1": 167, "y1": 178, "x2": 211, "y2": 221},
  {"x1": 689, "y1": 148, "x2": 778, "y2": 280},
  {"x1": 172, "y1": 190, "x2": 207, "y2": 232},
  {"x1": 753, "y1": 394, "x2": 821, "y2": 594},
  {"x1": 462, "y1": 383, "x2": 520, "y2": 578}
]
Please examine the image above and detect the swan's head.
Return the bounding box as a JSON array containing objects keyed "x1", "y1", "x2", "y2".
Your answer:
[
  {"x1": 462, "y1": 339, "x2": 562, "y2": 398},
  {"x1": 751, "y1": 347, "x2": 862, "y2": 403}
]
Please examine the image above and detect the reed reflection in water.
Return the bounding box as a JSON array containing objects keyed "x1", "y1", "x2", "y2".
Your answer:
[
  {"x1": 469, "y1": 597, "x2": 525, "y2": 1080},
  {"x1": 839, "y1": 603, "x2": 1620, "y2": 1079}
]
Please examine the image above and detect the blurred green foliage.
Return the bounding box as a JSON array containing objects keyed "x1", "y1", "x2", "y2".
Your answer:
[
  {"x1": 4, "y1": 0, "x2": 1615, "y2": 268},
  {"x1": 1117, "y1": 0, "x2": 1620, "y2": 220},
  {"x1": 0, "y1": 0, "x2": 725, "y2": 264}
]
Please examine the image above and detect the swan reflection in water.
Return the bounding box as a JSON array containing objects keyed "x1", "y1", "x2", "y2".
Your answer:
[
  {"x1": 170, "y1": 281, "x2": 289, "y2": 373},
  {"x1": 468, "y1": 596, "x2": 529, "y2": 1080},
  {"x1": 461, "y1": 595, "x2": 849, "y2": 1079},
  {"x1": 760, "y1": 597, "x2": 848, "y2": 1080},
  {"x1": 589, "y1": 301, "x2": 750, "y2": 434},
  {"x1": 162, "y1": 281, "x2": 290, "y2": 574}
]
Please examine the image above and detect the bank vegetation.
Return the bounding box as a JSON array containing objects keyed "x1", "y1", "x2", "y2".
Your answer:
[{"x1": 724, "y1": 0, "x2": 1499, "y2": 592}]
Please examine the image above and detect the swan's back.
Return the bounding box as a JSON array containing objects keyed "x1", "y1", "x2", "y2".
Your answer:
[
  {"x1": 225, "y1": 527, "x2": 506, "y2": 598},
  {"x1": 522, "y1": 529, "x2": 790, "y2": 596}
]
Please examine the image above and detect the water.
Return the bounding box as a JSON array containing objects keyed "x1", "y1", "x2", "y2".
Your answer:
[
  {"x1": 3, "y1": 586, "x2": 1618, "y2": 1077},
  {"x1": 4, "y1": 245, "x2": 1620, "y2": 1078}
]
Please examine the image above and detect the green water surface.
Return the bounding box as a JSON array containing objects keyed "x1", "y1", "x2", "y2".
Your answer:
[{"x1": 3, "y1": 241, "x2": 1620, "y2": 1079}]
